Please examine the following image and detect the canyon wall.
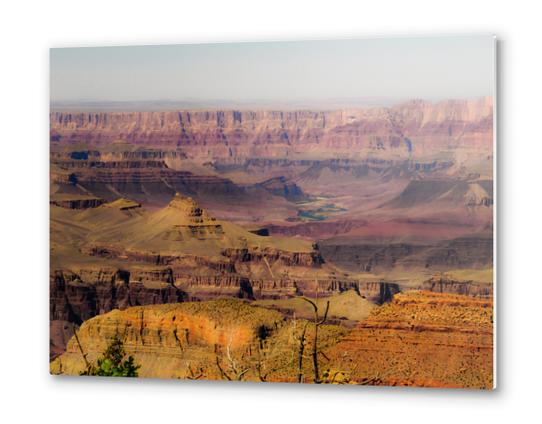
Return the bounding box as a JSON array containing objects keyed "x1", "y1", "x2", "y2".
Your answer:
[
  {"x1": 320, "y1": 236, "x2": 493, "y2": 273},
  {"x1": 50, "y1": 98, "x2": 493, "y2": 159},
  {"x1": 50, "y1": 267, "x2": 398, "y2": 326},
  {"x1": 421, "y1": 275, "x2": 493, "y2": 298},
  {"x1": 49, "y1": 269, "x2": 187, "y2": 359}
]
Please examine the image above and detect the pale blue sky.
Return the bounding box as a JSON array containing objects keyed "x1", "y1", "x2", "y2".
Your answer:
[{"x1": 50, "y1": 36, "x2": 494, "y2": 105}]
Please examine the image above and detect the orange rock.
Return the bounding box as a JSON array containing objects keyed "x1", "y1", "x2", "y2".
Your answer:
[{"x1": 326, "y1": 290, "x2": 493, "y2": 389}]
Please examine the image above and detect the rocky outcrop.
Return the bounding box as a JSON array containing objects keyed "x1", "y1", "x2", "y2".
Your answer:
[
  {"x1": 50, "y1": 193, "x2": 400, "y2": 357},
  {"x1": 50, "y1": 148, "x2": 252, "y2": 208},
  {"x1": 247, "y1": 279, "x2": 399, "y2": 304},
  {"x1": 215, "y1": 157, "x2": 455, "y2": 181},
  {"x1": 50, "y1": 299, "x2": 287, "y2": 378},
  {"x1": 50, "y1": 269, "x2": 187, "y2": 323},
  {"x1": 51, "y1": 149, "x2": 187, "y2": 162},
  {"x1": 326, "y1": 291, "x2": 494, "y2": 388},
  {"x1": 420, "y1": 236, "x2": 493, "y2": 269},
  {"x1": 221, "y1": 247, "x2": 323, "y2": 268},
  {"x1": 50, "y1": 292, "x2": 493, "y2": 387},
  {"x1": 320, "y1": 242, "x2": 426, "y2": 272},
  {"x1": 50, "y1": 269, "x2": 187, "y2": 357},
  {"x1": 52, "y1": 162, "x2": 244, "y2": 204},
  {"x1": 386, "y1": 179, "x2": 493, "y2": 209},
  {"x1": 256, "y1": 176, "x2": 308, "y2": 201},
  {"x1": 49, "y1": 260, "x2": 396, "y2": 358},
  {"x1": 50, "y1": 197, "x2": 104, "y2": 209},
  {"x1": 296, "y1": 158, "x2": 455, "y2": 184},
  {"x1": 421, "y1": 275, "x2": 493, "y2": 298},
  {"x1": 50, "y1": 98, "x2": 493, "y2": 159}
]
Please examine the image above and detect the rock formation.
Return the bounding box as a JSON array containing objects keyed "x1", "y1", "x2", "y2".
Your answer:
[
  {"x1": 421, "y1": 274, "x2": 493, "y2": 298},
  {"x1": 50, "y1": 194, "x2": 399, "y2": 357},
  {"x1": 326, "y1": 291, "x2": 493, "y2": 388},
  {"x1": 319, "y1": 235, "x2": 493, "y2": 273},
  {"x1": 51, "y1": 291, "x2": 493, "y2": 388},
  {"x1": 50, "y1": 300, "x2": 286, "y2": 378},
  {"x1": 50, "y1": 98, "x2": 493, "y2": 159},
  {"x1": 256, "y1": 176, "x2": 308, "y2": 202},
  {"x1": 50, "y1": 195, "x2": 104, "y2": 209},
  {"x1": 49, "y1": 268, "x2": 187, "y2": 358},
  {"x1": 49, "y1": 97, "x2": 495, "y2": 383}
]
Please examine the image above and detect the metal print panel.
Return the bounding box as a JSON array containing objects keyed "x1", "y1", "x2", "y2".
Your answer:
[{"x1": 50, "y1": 36, "x2": 496, "y2": 388}]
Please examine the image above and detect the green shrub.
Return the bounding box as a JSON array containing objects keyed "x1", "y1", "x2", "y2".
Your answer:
[{"x1": 80, "y1": 336, "x2": 140, "y2": 377}]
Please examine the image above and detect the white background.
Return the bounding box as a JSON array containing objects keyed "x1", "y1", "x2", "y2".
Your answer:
[{"x1": 1, "y1": 1, "x2": 539, "y2": 422}]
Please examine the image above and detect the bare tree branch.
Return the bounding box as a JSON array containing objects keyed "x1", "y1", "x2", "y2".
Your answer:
[
  {"x1": 72, "y1": 323, "x2": 90, "y2": 372},
  {"x1": 296, "y1": 322, "x2": 308, "y2": 383},
  {"x1": 300, "y1": 297, "x2": 330, "y2": 384},
  {"x1": 215, "y1": 355, "x2": 232, "y2": 381}
]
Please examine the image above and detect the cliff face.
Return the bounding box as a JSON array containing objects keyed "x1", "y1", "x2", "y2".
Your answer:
[
  {"x1": 421, "y1": 275, "x2": 493, "y2": 298},
  {"x1": 320, "y1": 236, "x2": 493, "y2": 273},
  {"x1": 50, "y1": 155, "x2": 245, "y2": 205},
  {"x1": 49, "y1": 263, "x2": 398, "y2": 361},
  {"x1": 50, "y1": 98, "x2": 493, "y2": 159},
  {"x1": 50, "y1": 266, "x2": 397, "y2": 330},
  {"x1": 256, "y1": 176, "x2": 308, "y2": 201},
  {"x1": 50, "y1": 197, "x2": 104, "y2": 209},
  {"x1": 50, "y1": 269, "x2": 188, "y2": 358},
  {"x1": 50, "y1": 269, "x2": 187, "y2": 325}
]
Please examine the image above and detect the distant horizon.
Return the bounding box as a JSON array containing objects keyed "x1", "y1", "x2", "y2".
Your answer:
[{"x1": 51, "y1": 36, "x2": 495, "y2": 104}]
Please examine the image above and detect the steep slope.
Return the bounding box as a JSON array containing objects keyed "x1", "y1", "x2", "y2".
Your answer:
[{"x1": 386, "y1": 179, "x2": 493, "y2": 209}]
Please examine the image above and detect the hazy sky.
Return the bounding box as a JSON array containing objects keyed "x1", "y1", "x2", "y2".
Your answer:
[{"x1": 50, "y1": 36, "x2": 494, "y2": 105}]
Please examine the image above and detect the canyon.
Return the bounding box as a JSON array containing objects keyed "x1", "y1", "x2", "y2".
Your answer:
[
  {"x1": 50, "y1": 97, "x2": 494, "y2": 387},
  {"x1": 50, "y1": 194, "x2": 402, "y2": 356}
]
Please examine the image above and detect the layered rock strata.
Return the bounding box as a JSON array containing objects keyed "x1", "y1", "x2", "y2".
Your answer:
[
  {"x1": 50, "y1": 98, "x2": 493, "y2": 159},
  {"x1": 421, "y1": 275, "x2": 493, "y2": 298},
  {"x1": 326, "y1": 291, "x2": 493, "y2": 388}
]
